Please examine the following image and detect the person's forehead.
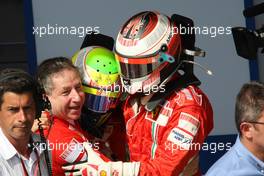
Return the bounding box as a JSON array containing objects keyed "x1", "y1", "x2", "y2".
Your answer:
[
  {"x1": 50, "y1": 69, "x2": 81, "y2": 86},
  {"x1": 51, "y1": 69, "x2": 79, "y2": 79},
  {"x1": 1, "y1": 92, "x2": 34, "y2": 105}
]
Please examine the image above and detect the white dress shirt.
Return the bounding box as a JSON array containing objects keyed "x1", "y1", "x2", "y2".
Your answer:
[{"x1": 0, "y1": 128, "x2": 48, "y2": 176}]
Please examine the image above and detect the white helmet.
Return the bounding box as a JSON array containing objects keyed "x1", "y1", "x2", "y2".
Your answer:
[{"x1": 115, "y1": 11, "x2": 182, "y2": 94}]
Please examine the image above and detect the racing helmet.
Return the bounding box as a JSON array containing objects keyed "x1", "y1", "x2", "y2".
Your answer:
[
  {"x1": 115, "y1": 11, "x2": 182, "y2": 94},
  {"x1": 72, "y1": 46, "x2": 121, "y2": 113}
]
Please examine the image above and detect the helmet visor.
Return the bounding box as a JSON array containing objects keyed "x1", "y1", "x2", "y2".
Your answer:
[
  {"x1": 115, "y1": 52, "x2": 175, "y2": 79},
  {"x1": 83, "y1": 86, "x2": 119, "y2": 113},
  {"x1": 115, "y1": 53, "x2": 162, "y2": 79},
  {"x1": 118, "y1": 61, "x2": 161, "y2": 79},
  {"x1": 84, "y1": 94, "x2": 118, "y2": 113}
]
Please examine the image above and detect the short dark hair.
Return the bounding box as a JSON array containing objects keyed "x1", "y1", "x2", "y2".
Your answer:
[
  {"x1": 235, "y1": 81, "x2": 264, "y2": 134},
  {"x1": 37, "y1": 57, "x2": 80, "y2": 95},
  {"x1": 0, "y1": 68, "x2": 39, "y2": 110}
]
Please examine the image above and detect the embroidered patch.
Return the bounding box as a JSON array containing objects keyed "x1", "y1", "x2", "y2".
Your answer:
[
  {"x1": 156, "y1": 101, "x2": 173, "y2": 126},
  {"x1": 60, "y1": 138, "x2": 85, "y2": 163},
  {"x1": 167, "y1": 128, "x2": 193, "y2": 150},
  {"x1": 174, "y1": 92, "x2": 185, "y2": 106},
  {"x1": 178, "y1": 112, "x2": 200, "y2": 136},
  {"x1": 156, "y1": 114, "x2": 169, "y2": 126},
  {"x1": 189, "y1": 86, "x2": 202, "y2": 105},
  {"x1": 111, "y1": 161, "x2": 123, "y2": 176},
  {"x1": 182, "y1": 89, "x2": 193, "y2": 100},
  {"x1": 98, "y1": 162, "x2": 111, "y2": 176}
]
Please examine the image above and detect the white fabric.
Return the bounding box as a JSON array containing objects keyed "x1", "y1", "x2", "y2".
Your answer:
[{"x1": 0, "y1": 128, "x2": 47, "y2": 176}]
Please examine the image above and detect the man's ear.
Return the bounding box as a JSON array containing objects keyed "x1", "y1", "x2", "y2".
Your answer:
[{"x1": 240, "y1": 122, "x2": 254, "y2": 139}]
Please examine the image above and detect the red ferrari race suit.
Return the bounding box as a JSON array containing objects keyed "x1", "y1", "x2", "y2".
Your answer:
[
  {"x1": 123, "y1": 85, "x2": 213, "y2": 176},
  {"x1": 44, "y1": 116, "x2": 109, "y2": 176}
]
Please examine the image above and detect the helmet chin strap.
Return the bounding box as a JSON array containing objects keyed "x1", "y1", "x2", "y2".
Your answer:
[{"x1": 141, "y1": 93, "x2": 154, "y2": 105}]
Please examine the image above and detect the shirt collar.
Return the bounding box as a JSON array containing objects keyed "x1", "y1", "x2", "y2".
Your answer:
[
  {"x1": 0, "y1": 128, "x2": 43, "y2": 161},
  {"x1": 235, "y1": 136, "x2": 264, "y2": 170},
  {"x1": 0, "y1": 128, "x2": 18, "y2": 160}
]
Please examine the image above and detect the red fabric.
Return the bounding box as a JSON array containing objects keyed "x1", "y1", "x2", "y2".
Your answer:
[
  {"x1": 45, "y1": 117, "x2": 109, "y2": 176},
  {"x1": 123, "y1": 85, "x2": 213, "y2": 176}
]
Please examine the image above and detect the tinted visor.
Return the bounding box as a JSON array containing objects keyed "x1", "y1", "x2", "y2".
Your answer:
[
  {"x1": 115, "y1": 50, "x2": 176, "y2": 79},
  {"x1": 82, "y1": 85, "x2": 119, "y2": 113},
  {"x1": 84, "y1": 93, "x2": 118, "y2": 113},
  {"x1": 119, "y1": 62, "x2": 161, "y2": 79}
]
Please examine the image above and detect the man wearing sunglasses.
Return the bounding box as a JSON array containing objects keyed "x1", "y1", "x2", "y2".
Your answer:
[{"x1": 206, "y1": 82, "x2": 264, "y2": 175}]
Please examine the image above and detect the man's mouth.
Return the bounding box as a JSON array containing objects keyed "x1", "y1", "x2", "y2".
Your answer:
[
  {"x1": 69, "y1": 105, "x2": 81, "y2": 110},
  {"x1": 15, "y1": 125, "x2": 28, "y2": 129}
]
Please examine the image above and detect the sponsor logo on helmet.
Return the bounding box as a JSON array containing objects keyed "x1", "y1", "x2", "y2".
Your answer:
[{"x1": 118, "y1": 12, "x2": 156, "y2": 47}]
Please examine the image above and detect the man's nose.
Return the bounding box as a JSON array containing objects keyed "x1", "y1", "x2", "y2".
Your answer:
[
  {"x1": 70, "y1": 88, "x2": 82, "y2": 102},
  {"x1": 18, "y1": 110, "x2": 27, "y2": 122}
]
